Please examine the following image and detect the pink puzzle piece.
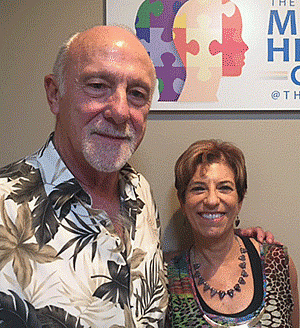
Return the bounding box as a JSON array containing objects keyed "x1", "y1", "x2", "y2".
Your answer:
[{"x1": 173, "y1": 27, "x2": 200, "y2": 68}]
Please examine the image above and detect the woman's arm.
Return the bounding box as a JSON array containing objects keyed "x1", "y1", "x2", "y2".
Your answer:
[{"x1": 289, "y1": 257, "x2": 299, "y2": 328}]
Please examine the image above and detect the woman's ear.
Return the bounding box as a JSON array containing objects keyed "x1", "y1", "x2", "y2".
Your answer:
[
  {"x1": 178, "y1": 192, "x2": 185, "y2": 213},
  {"x1": 44, "y1": 74, "x2": 60, "y2": 115}
]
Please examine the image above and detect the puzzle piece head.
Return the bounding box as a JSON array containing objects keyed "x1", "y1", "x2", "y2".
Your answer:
[{"x1": 209, "y1": 0, "x2": 249, "y2": 76}]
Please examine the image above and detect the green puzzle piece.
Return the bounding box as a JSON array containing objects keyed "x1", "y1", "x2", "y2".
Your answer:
[{"x1": 135, "y1": 0, "x2": 164, "y2": 28}]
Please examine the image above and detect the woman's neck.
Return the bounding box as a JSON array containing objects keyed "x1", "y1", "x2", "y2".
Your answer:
[{"x1": 192, "y1": 231, "x2": 240, "y2": 269}]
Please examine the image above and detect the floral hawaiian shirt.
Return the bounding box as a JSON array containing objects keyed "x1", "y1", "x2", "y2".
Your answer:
[{"x1": 0, "y1": 134, "x2": 168, "y2": 328}]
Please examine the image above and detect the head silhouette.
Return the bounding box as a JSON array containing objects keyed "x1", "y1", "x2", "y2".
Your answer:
[{"x1": 209, "y1": 0, "x2": 249, "y2": 76}]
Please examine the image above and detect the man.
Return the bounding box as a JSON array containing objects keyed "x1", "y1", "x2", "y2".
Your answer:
[
  {"x1": 0, "y1": 25, "x2": 273, "y2": 328},
  {"x1": 0, "y1": 25, "x2": 167, "y2": 328}
]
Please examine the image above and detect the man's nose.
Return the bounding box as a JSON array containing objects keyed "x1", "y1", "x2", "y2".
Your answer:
[{"x1": 103, "y1": 87, "x2": 130, "y2": 125}]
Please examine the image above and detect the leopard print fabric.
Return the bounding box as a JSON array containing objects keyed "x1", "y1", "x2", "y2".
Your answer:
[
  {"x1": 261, "y1": 243, "x2": 294, "y2": 327},
  {"x1": 166, "y1": 242, "x2": 294, "y2": 327}
]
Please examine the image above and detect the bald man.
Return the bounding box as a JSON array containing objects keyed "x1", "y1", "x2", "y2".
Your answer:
[
  {"x1": 0, "y1": 25, "x2": 275, "y2": 328},
  {"x1": 0, "y1": 26, "x2": 167, "y2": 327}
]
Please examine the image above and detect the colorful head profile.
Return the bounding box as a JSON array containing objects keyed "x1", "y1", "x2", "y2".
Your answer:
[
  {"x1": 135, "y1": 0, "x2": 248, "y2": 102},
  {"x1": 209, "y1": 0, "x2": 249, "y2": 77}
]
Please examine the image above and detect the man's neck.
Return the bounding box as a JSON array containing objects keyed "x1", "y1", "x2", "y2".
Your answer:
[
  {"x1": 69, "y1": 162, "x2": 123, "y2": 236},
  {"x1": 53, "y1": 131, "x2": 125, "y2": 238},
  {"x1": 53, "y1": 134, "x2": 121, "y2": 213}
]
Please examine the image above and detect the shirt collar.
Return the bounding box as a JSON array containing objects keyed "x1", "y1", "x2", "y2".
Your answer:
[{"x1": 26, "y1": 133, "x2": 141, "y2": 199}]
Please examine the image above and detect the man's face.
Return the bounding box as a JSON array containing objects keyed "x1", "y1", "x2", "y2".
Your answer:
[{"x1": 54, "y1": 28, "x2": 155, "y2": 173}]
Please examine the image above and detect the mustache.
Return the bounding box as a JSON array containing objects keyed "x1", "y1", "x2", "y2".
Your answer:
[{"x1": 89, "y1": 122, "x2": 135, "y2": 140}]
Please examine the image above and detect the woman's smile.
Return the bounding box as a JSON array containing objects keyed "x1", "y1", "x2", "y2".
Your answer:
[{"x1": 200, "y1": 212, "x2": 225, "y2": 221}]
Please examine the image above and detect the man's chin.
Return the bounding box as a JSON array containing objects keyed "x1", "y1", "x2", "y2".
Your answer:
[{"x1": 83, "y1": 150, "x2": 133, "y2": 173}]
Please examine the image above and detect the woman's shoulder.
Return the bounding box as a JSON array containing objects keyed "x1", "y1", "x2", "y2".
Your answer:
[
  {"x1": 261, "y1": 241, "x2": 287, "y2": 253},
  {"x1": 245, "y1": 237, "x2": 287, "y2": 257},
  {"x1": 260, "y1": 241, "x2": 290, "y2": 267}
]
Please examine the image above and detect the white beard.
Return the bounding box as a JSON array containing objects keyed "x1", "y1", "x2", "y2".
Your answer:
[{"x1": 82, "y1": 122, "x2": 138, "y2": 173}]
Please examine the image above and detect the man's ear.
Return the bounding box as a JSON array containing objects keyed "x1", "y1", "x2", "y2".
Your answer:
[{"x1": 44, "y1": 74, "x2": 60, "y2": 115}]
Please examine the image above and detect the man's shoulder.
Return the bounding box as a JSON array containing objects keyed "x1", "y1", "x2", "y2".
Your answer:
[{"x1": 0, "y1": 135, "x2": 55, "y2": 181}]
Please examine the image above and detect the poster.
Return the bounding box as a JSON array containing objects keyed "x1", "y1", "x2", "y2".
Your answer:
[{"x1": 107, "y1": 0, "x2": 300, "y2": 110}]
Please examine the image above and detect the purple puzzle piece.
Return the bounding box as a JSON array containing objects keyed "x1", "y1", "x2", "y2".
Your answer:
[
  {"x1": 149, "y1": 0, "x2": 190, "y2": 42},
  {"x1": 156, "y1": 52, "x2": 186, "y2": 101},
  {"x1": 140, "y1": 28, "x2": 183, "y2": 67}
]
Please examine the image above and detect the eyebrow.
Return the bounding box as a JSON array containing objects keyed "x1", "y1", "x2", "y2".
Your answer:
[{"x1": 189, "y1": 180, "x2": 235, "y2": 185}]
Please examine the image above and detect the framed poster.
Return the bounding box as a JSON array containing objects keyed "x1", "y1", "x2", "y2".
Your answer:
[{"x1": 106, "y1": 0, "x2": 300, "y2": 111}]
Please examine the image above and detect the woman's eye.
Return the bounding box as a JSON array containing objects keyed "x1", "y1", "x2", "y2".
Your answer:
[
  {"x1": 190, "y1": 186, "x2": 206, "y2": 192},
  {"x1": 219, "y1": 185, "x2": 234, "y2": 192}
]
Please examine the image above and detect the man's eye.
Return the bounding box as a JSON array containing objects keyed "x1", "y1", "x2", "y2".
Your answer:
[
  {"x1": 128, "y1": 88, "x2": 149, "y2": 106},
  {"x1": 90, "y1": 83, "x2": 104, "y2": 89},
  {"x1": 88, "y1": 82, "x2": 109, "y2": 91},
  {"x1": 83, "y1": 82, "x2": 110, "y2": 97},
  {"x1": 131, "y1": 89, "x2": 144, "y2": 98}
]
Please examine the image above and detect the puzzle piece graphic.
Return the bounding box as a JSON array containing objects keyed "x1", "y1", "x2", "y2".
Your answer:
[
  {"x1": 173, "y1": 0, "x2": 226, "y2": 102},
  {"x1": 149, "y1": 0, "x2": 189, "y2": 42},
  {"x1": 135, "y1": 0, "x2": 164, "y2": 28},
  {"x1": 156, "y1": 52, "x2": 186, "y2": 101},
  {"x1": 136, "y1": 27, "x2": 150, "y2": 43},
  {"x1": 173, "y1": 27, "x2": 200, "y2": 67},
  {"x1": 140, "y1": 28, "x2": 183, "y2": 67},
  {"x1": 186, "y1": 14, "x2": 221, "y2": 73},
  {"x1": 177, "y1": 66, "x2": 221, "y2": 102},
  {"x1": 173, "y1": 77, "x2": 186, "y2": 95}
]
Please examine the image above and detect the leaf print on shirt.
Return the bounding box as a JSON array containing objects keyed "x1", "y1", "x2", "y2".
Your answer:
[
  {"x1": 0, "y1": 290, "x2": 42, "y2": 328},
  {"x1": 0, "y1": 160, "x2": 44, "y2": 205},
  {"x1": 56, "y1": 212, "x2": 104, "y2": 270},
  {"x1": 32, "y1": 179, "x2": 91, "y2": 248},
  {"x1": 0, "y1": 196, "x2": 59, "y2": 290},
  {"x1": 36, "y1": 305, "x2": 85, "y2": 328},
  {"x1": 119, "y1": 165, "x2": 144, "y2": 226},
  {"x1": 92, "y1": 260, "x2": 130, "y2": 309},
  {"x1": 49, "y1": 179, "x2": 91, "y2": 220},
  {"x1": 132, "y1": 248, "x2": 168, "y2": 326}
]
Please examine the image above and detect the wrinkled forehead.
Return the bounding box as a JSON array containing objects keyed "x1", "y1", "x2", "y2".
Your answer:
[{"x1": 67, "y1": 29, "x2": 155, "y2": 80}]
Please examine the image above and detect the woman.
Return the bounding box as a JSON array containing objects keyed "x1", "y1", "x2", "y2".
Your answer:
[{"x1": 167, "y1": 140, "x2": 299, "y2": 327}]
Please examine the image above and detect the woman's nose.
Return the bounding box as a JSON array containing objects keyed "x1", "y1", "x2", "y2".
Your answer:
[{"x1": 204, "y1": 189, "x2": 220, "y2": 207}]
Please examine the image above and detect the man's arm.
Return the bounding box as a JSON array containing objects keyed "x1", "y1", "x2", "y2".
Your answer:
[{"x1": 236, "y1": 226, "x2": 278, "y2": 244}]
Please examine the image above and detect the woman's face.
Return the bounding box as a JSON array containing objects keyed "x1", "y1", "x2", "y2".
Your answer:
[{"x1": 181, "y1": 161, "x2": 242, "y2": 240}]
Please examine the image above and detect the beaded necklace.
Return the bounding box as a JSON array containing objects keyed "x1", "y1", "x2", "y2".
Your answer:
[{"x1": 191, "y1": 236, "x2": 248, "y2": 299}]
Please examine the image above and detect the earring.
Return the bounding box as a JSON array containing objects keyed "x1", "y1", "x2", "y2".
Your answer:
[{"x1": 235, "y1": 215, "x2": 240, "y2": 227}]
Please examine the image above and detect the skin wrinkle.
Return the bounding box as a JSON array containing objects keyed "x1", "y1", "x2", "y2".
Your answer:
[{"x1": 44, "y1": 26, "x2": 156, "y2": 222}]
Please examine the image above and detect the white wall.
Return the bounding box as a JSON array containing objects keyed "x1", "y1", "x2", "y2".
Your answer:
[{"x1": 1, "y1": 0, "x2": 299, "y2": 287}]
